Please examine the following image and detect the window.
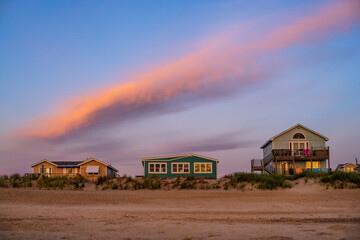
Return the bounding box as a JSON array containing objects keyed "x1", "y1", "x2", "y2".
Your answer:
[
  {"x1": 67, "y1": 168, "x2": 73, "y2": 174},
  {"x1": 40, "y1": 166, "x2": 52, "y2": 176},
  {"x1": 171, "y1": 163, "x2": 190, "y2": 173},
  {"x1": 306, "y1": 161, "x2": 319, "y2": 169},
  {"x1": 293, "y1": 133, "x2": 305, "y2": 139},
  {"x1": 148, "y1": 163, "x2": 167, "y2": 173},
  {"x1": 88, "y1": 172, "x2": 99, "y2": 175},
  {"x1": 86, "y1": 166, "x2": 99, "y2": 175},
  {"x1": 194, "y1": 163, "x2": 212, "y2": 173}
]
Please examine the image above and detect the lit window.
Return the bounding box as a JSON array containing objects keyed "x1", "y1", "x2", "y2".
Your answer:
[
  {"x1": 306, "y1": 161, "x2": 319, "y2": 169},
  {"x1": 194, "y1": 163, "x2": 212, "y2": 173},
  {"x1": 195, "y1": 164, "x2": 200, "y2": 172}
]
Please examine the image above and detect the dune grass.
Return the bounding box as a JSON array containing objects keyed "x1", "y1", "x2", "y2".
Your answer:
[
  {"x1": 226, "y1": 172, "x2": 292, "y2": 190},
  {"x1": 37, "y1": 175, "x2": 85, "y2": 190},
  {"x1": 1, "y1": 171, "x2": 359, "y2": 190},
  {"x1": 0, "y1": 174, "x2": 85, "y2": 190}
]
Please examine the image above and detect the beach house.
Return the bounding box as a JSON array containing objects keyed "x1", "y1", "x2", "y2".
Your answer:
[
  {"x1": 31, "y1": 158, "x2": 118, "y2": 181},
  {"x1": 335, "y1": 162, "x2": 359, "y2": 172},
  {"x1": 251, "y1": 124, "x2": 330, "y2": 175},
  {"x1": 141, "y1": 153, "x2": 219, "y2": 179}
]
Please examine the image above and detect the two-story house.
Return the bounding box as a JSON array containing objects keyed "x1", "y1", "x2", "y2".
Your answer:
[{"x1": 251, "y1": 124, "x2": 330, "y2": 175}]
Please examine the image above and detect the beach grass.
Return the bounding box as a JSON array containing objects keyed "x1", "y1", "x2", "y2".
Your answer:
[{"x1": 1, "y1": 171, "x2": 359, "y2": 190}]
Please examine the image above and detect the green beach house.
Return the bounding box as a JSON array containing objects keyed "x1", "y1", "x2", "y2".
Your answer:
[
  {"x1": 141, "y1": 153, "x2": 219, "y2": 179},
  {"x1": 251, "y1": 124, "x2": 330, "y2": 175}
]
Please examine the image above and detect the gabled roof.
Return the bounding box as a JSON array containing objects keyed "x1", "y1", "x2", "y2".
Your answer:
[
  {"x1": 336, "y1": 163, "x2": 359, "y2": 169},
  {"x1": 52, "y1": 161, "x2": 83, "y2": 168},
  {"x1": 78, "y1": 158, "x2": 118, "y2": 172},
  {"x1": 261, "y1": 124, "x2": 329, "y2": 149},
  {"x1": 31, "y1": 159, "x2": 59, "y2": 168},
  {"x1": 141, "y1": 153, "x2": 219, "y2": 163},
  {"x1": 31, "y1": 158, "x2": 118, "y2": 172}
]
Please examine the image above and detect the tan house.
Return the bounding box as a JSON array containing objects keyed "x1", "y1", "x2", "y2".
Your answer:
[
  {"x1": 335, "y1": 163, "x2": 359, "y2": 172},
  {"x1": 31, "y1": 158, "x2": 118, "y2": 181}
]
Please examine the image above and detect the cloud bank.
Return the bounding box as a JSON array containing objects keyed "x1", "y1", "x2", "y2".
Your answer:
[{"x1": 12, "y1": 1, "x2": 359, "y2": 141}]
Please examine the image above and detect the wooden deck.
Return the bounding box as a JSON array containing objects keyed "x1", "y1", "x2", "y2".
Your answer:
[{"x1": 251, "y1": 147, "x2": 330, "y2": 175}]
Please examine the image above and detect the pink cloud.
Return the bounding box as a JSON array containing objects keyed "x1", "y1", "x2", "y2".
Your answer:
[{"x1": 11, "y1": 0, "x2": 360, "y2": 140}]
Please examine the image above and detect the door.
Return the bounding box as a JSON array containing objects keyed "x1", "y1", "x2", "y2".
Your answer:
[
  {"x1": 291, "y1": 142, "x2": 307, "y2": 155},
  {"x1": 282, "y1": 162, "x2": 288, "y2": 175}
]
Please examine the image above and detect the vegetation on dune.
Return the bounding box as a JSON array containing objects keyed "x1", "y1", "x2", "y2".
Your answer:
[
  {"x1": 0, "y1": 174, "x2": 85, "y2": 190},
  {"x1": 0, "y1": 171, "x2": 359, "y2": 190},
  {"x1": 226, "y1": 172, "x2": 292, "y2": 190},
  {"x1": 96, "y1": 175, "x2": 221, "y2": 190},
  {"x1": 319, "y1": 171, "x2": 360, "y2": 189},
  {"x1": 292, "y1": 171, "x2": 360, "y2": 189},
  {"x1": 37, "y1": 175, "x2": 85, "y2": 190}
]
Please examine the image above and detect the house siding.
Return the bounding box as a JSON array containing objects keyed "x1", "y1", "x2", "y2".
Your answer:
[
  {"x1": 33, "y1": 163, "x2": 60, "y2": 175},
  {"x1": 143, "y1": 155, "x2": 218, "y2": 179},
  {"x1": 272, "y1": 126, "x2": 326, "y2": 150},
  {"x1": 79, "y1": 160, "x2": 108, "y2": 181},
  {"x1": 33, "y1": 164, "x2": 80, "y2": 176}
]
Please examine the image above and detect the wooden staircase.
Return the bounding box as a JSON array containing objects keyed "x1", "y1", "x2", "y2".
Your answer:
[{"x1": 251, "y1": 159, "x2": 273, "y2": 174}]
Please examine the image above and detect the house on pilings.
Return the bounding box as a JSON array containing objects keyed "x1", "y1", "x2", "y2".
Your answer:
[{"x1": 251, "y1": 124, "x2": 330, "y2": 175}]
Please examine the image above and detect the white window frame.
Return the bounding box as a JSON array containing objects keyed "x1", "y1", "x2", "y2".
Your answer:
[
  {"x1": 148, "y1": 162, "x2": 167, "y2": 173},
  {"x1": 171, "y1": 163, "x2": 190, "y2": 173},
  {"x1": 194, "y1": 162, "x2": 212, "y2": 173},
  {"x1": 292, "y1": 132, "x2": 306, "y2": 140}
]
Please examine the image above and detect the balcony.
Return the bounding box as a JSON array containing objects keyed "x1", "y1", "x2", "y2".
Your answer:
[{"x1": 272, "y1": 147, "x2": 329, "y2": 160}]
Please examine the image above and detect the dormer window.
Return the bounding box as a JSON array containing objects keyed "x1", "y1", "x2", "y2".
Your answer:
[{"x1": 293, "y1": 133, "x2": 305, "y2": 139}]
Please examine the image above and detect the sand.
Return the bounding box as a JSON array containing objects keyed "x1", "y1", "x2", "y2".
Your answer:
[{"x1": 0, "y1": 182, "x2": 359, "y2": 240}]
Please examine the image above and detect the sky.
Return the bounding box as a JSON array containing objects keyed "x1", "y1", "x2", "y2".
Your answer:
[{"x1": 0, "y1": 0, "x2": 360, "y2": 177}]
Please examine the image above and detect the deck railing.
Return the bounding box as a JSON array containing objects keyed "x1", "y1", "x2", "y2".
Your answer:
[
  {"x1": 37, "y1": 173, "x2": 81, "y2": 177},
  {"x1": 272, "y1": 147, "x2": 329, "y2": 158},
  {"x1": 251, "y1": 159, "x2": 263, "y2": 167}
]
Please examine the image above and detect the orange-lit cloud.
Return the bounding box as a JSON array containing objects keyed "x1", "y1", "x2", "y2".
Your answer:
[{"x1": 14, "y1": 0, "x2": 360, "y2": 140}]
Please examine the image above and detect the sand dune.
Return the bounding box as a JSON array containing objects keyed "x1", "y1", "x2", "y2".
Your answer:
[{"x1": 0, "y1": 182, "x2": 359, "y2": 240}]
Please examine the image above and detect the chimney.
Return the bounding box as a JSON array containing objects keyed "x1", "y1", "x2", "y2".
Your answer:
[{"x1": 356, "y1": 158, "x2": 358, "y2": 165}]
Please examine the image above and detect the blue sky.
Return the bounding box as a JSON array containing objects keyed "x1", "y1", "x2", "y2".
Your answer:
[{"x1": 0, "y1": 0, "x2": 359, "y2": 176}]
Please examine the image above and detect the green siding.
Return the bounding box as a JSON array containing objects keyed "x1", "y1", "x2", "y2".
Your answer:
[{"x1": 143, "y1": 155, "x2": 218, "y2": 179}]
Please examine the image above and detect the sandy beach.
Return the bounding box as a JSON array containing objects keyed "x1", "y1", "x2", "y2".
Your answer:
[{"x1": 0, "y1": 182, "x2": 359, "y2": 240}]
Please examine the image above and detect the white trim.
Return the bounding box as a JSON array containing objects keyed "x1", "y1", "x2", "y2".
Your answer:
[
  {"x1": 171, "y1": 162, "x2": 190, "y2": 174},
  {"x1": 78, "y1": 158, "x2": 118, "y2": 172},
  {"x1": 148, "y1": 162, "x2": 167, "y2": 174},
  {"x1": 86, "y1": 166, "x2": 99, "y2": 173},
  {"x1": 31, "y1": 160, "x2": 58, "y2": 168},
  {"x1": 290, "y1": 141, "x2": 309, "y2": 155},
  {"x1": 142, "y1": 154, "x2": 189, "y2": 160},
  {"x1": 142, "y1": 153, "x2": 219, "y2": 163},
  {"x1": 194, "y1": 162, "x2": 212, "y2": 173},
  {"x1": 191, "y1": 154, "x2": 219, "y2": 162},
  {"x1": 261, "y1": 124, "x2": 328, "y2": 148},
  {"x1": 292, "y1": 132, "x2": 306, "y2": 140}
]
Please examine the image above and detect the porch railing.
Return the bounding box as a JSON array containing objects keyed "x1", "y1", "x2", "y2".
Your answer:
[
  {"x1": 37, "y1": 173, "x2": 81, "y2": 177},
  {"x1": 272, "y1": 147, "x2": 329, "y2": 158}
]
